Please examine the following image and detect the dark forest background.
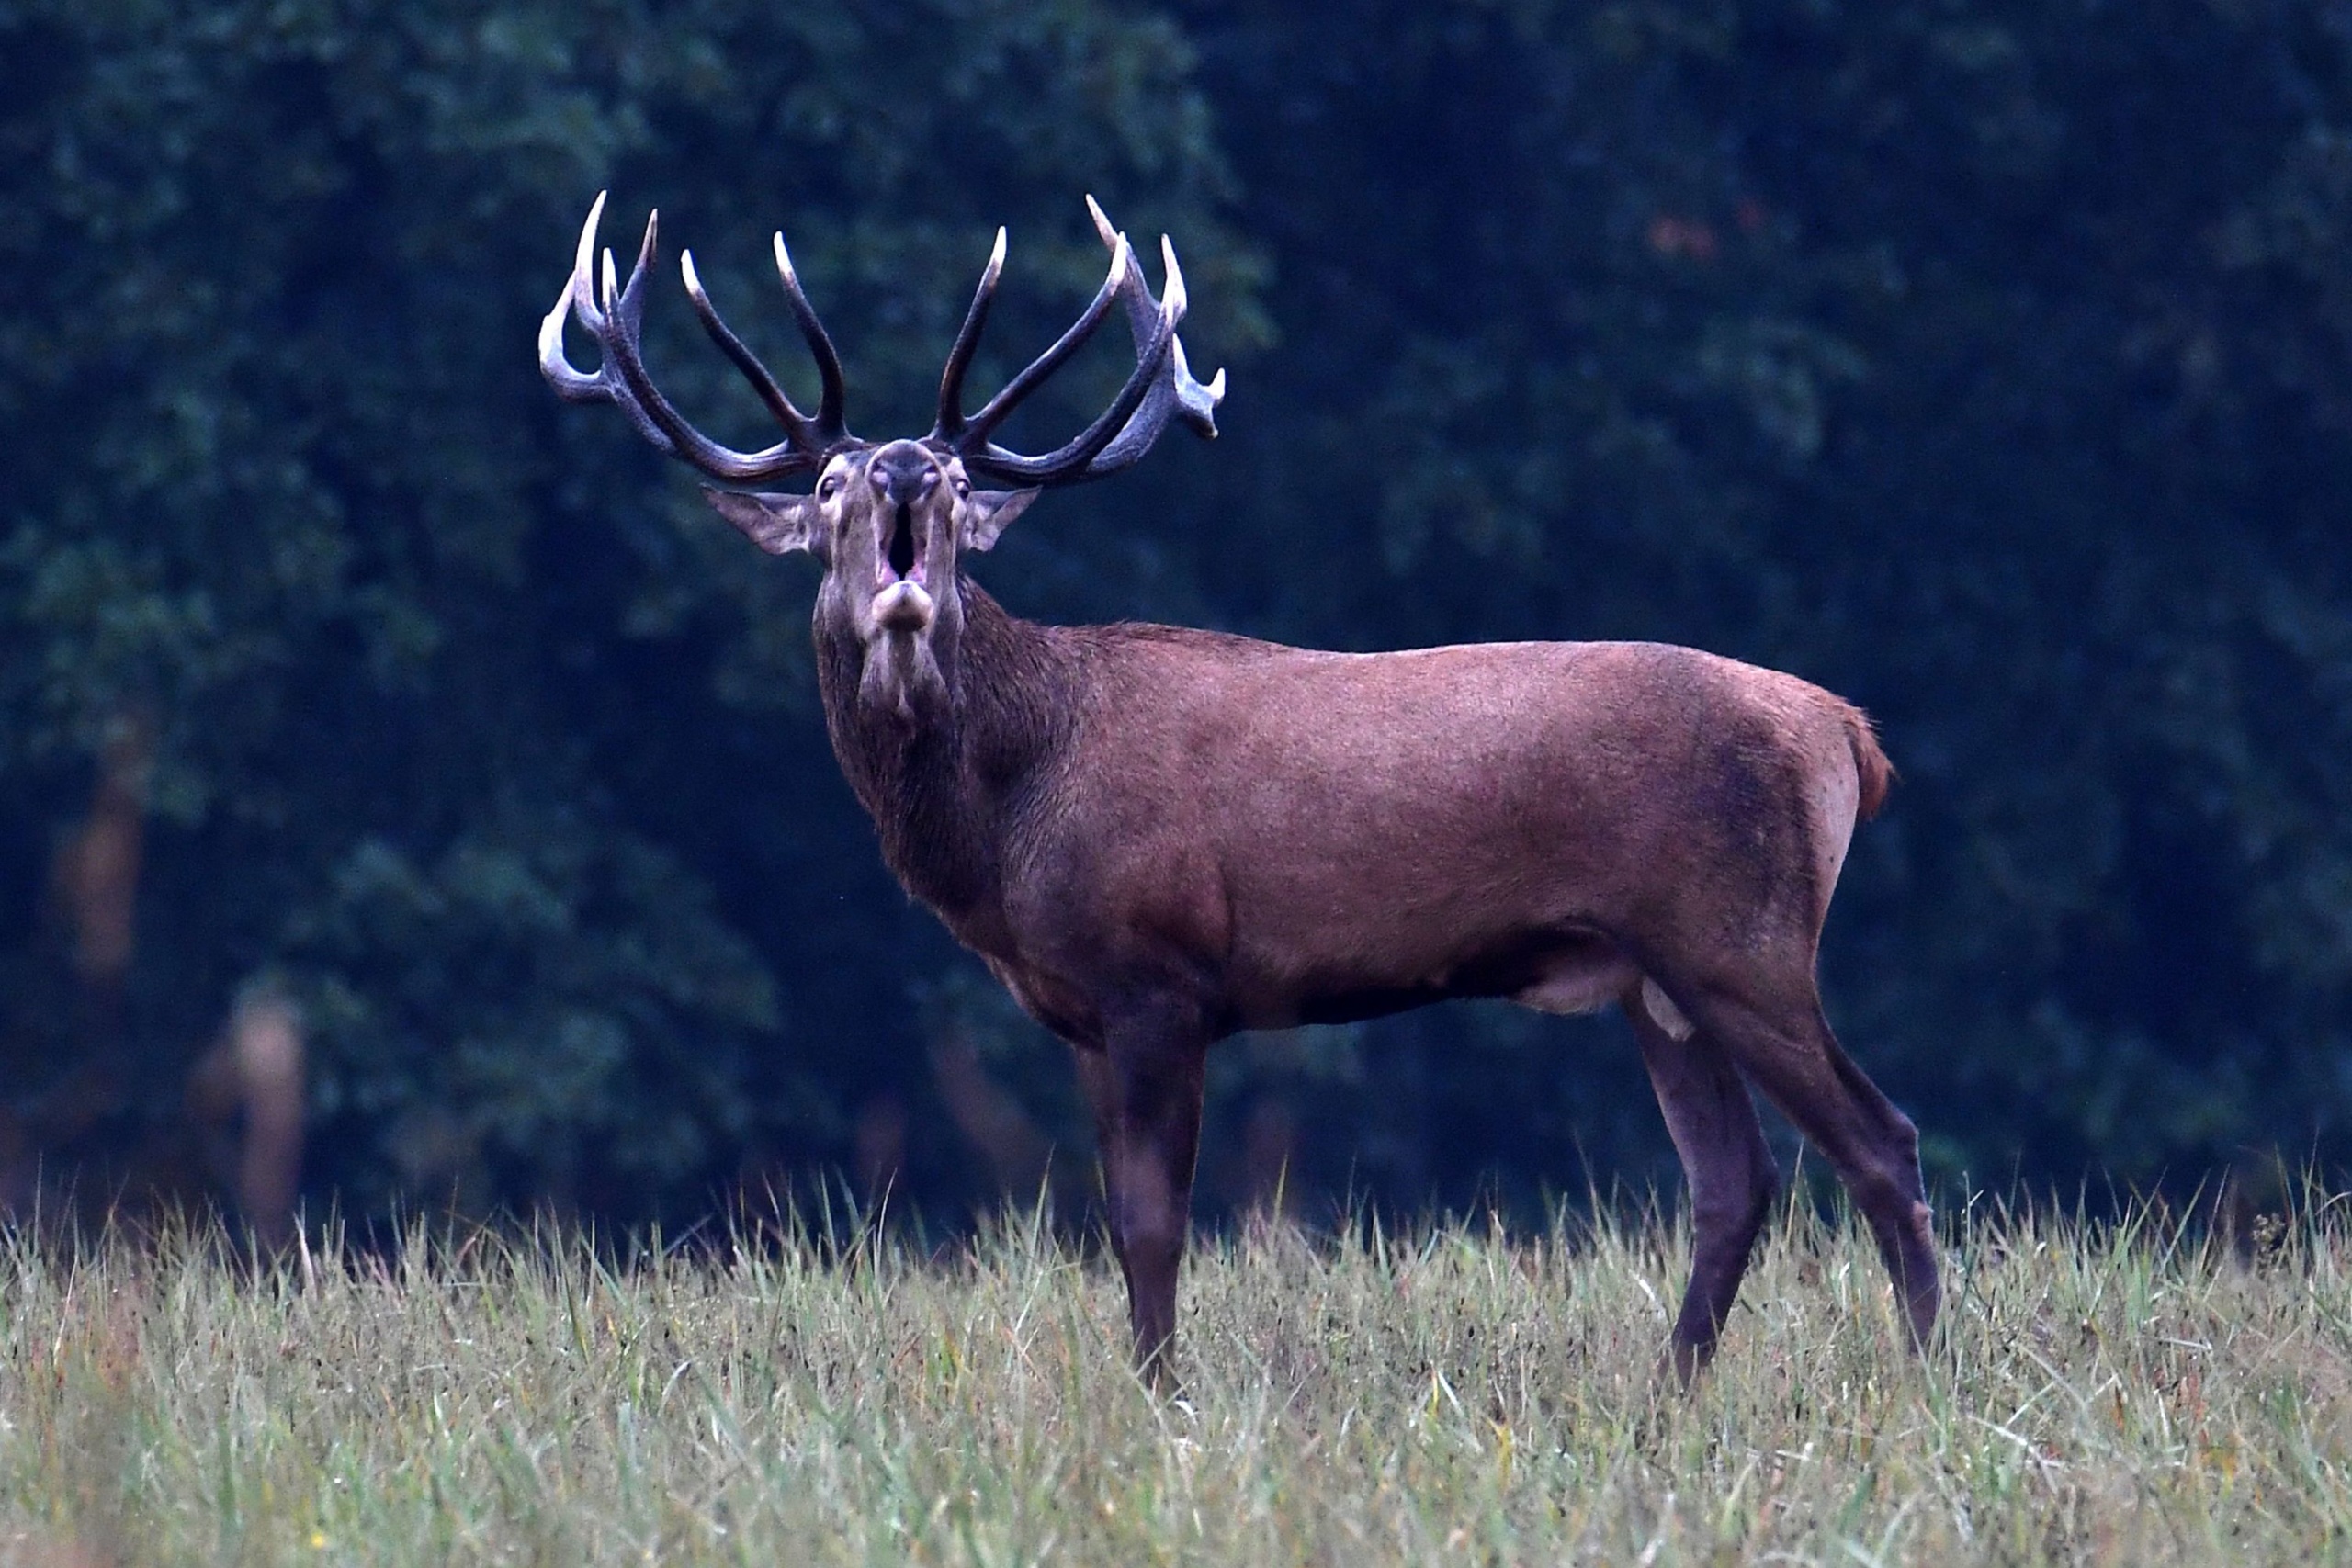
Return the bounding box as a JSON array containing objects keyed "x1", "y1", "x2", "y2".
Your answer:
[{"x1": 5, "y1": 0, "x2": 2351, "y2": 1234}]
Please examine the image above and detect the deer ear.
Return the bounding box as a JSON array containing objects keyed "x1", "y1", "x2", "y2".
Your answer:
[
  {"x1": 959, "y1": 488, "x2": 1041, "y2": 552},
  {"x1": 704, "y1": 488, "x2": 820, "y2": 556}
]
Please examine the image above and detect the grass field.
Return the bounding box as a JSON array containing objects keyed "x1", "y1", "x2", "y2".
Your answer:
[{"x1": 3, "y1": 1192, "x2": 2349, "y2": 1566}]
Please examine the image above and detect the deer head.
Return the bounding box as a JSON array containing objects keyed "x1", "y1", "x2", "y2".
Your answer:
[{"x1": 538, "y1": 193, "x2": 1225, "y2": 723}]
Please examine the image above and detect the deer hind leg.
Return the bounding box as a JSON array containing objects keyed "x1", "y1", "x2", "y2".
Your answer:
[
  {"x1": 1626, "y1": 989, "x2": 1779, "y2": 1382},
  {"x1": 1670, "y1": 972, "x2": 1939, "y2": 1353},
  {"x1": 1072, "y1": 1008, "x2": 1208, "y2": 1390}
]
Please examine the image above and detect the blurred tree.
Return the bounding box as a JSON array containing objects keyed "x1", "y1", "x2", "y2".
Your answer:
[
  {"x1": 2, "y1": 0, "x2": 2349, "y2": 1228},
  {"x1": 0, "y1": 0, "x2": 1250, "y2": 1221},
  {"x1": 1170, "y1": 0, "x2": 2352, "y2": 1193}
]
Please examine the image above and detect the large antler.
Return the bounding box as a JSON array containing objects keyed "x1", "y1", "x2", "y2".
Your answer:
[
  {"x1": 931, "y1": 197, "x2": 1226, "y2": 488},
  {"x1": 538, "y1": 191, "x2": 851, "y2": 482}
]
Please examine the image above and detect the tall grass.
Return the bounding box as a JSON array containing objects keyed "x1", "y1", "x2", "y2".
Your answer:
[{"x1": 3, "y1": 1190, "x2": 2347, "y2": 1565}]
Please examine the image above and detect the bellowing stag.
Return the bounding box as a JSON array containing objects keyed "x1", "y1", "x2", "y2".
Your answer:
[{"x1": 540, "y1": 195, "x2": 1938, "y2": 1384}]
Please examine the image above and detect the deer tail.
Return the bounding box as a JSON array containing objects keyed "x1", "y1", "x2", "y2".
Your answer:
[{"x1": 1843, "y1": 705, "x2": 1894, "y2": 821}]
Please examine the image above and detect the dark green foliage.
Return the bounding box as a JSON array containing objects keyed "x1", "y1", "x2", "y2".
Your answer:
[
  {"x1": 0, "y1": 0, "x2": 2347, "y2": 1224},
  {"x1": 0, "y1": 0, "x2": 1244, "y2": 1218}
]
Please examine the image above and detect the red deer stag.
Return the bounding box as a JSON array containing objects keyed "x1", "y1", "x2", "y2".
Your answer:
[{"x1": 540, "y1": 194, "x2": 1939, "y2": 1384}]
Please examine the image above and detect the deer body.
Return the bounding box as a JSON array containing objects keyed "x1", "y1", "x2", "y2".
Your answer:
[
  {"x1": 856, "y1": 588, "x2": 1872, "y2": 1041},
  {"x1": 543, "y1": 194, "x2": 1939, "y2": 1386}
]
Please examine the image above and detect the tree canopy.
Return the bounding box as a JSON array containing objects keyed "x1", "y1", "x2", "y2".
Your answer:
[{"x1": 3, "y1": 0, "x2": 2349, "y2": 1226}]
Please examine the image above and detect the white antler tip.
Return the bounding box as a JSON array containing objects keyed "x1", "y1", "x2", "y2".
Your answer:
[
  {"x1": 601, "y1": 248, "x2": 618, "y2": 308},
  {"x1": 1205, "y1": 367, "x2": 1227, "y2": 400},
  {"x1": 1159, "y1": 235, "x2": 1188, "y2": 318},
  {"x1": 1105, "y1": 231, "x2": 1133, "y2": 288},
  {"x1": 574, "y1": 191, "x2": 607, "y2": 282},
  {"x1": 988, "y1": 226, "x2": 1008, "y2": 276},
  {"x1": 679, "y1": 248, "x2": 703, "y2": 297},
  {"x1": 1084, "y1": 194, "x2": 1117, "y2": 246}
]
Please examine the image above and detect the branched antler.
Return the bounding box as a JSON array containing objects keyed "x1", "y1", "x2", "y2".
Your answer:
[
  {"x1": 538, "y1": 192, "x2": 850, "y2": 482},
  {"x1": 541, "y1": 194, "x2": 1224, "y2": 491},
  {"x1": 931, "y1": 197, "x2": 1226, "y2": 488}
]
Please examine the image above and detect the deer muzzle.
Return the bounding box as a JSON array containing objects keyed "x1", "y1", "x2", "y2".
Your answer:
[{"x1": 872, "y1": 579, "x2": 936, "y2": 633}]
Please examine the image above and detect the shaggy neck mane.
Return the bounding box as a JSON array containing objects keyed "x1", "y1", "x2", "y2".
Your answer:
[{"x1": 815, "y1": 579, "x2": 1079, "y2": 931}]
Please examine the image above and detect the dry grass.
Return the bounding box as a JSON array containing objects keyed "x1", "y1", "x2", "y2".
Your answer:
[{"x1": 2, "y1": 1191, "x2": 2348, "y2": 1565}]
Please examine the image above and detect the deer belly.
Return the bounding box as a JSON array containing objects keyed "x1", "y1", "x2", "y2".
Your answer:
[
  {"x1": 1510, "y1": 949, "x2": 1642, "y2": 1020},
  {"x1": 1516, "y1": 962, "x2": 1699, "y2": 1043}
]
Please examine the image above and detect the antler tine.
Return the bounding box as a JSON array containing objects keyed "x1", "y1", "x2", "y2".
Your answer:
[
  {"x1": 681, "y1": 248, "x2": 815, "y2": 446},
  {"x1": 1152, "y1": 231, "x2": 1225, "y2": 439},
  {"x1": 1084, "y1": 195, "x2": 1153, "y2": 354},
  {"x1": 541, "y1": 195, "x2": 623, "y2": 398},
  {"x1": 771, "y1": 234, "x2": 850, "y2": 443},
  {"x1": 576, "y1": 193, "x2": 608, "y2": 321},
  {"x1": 537, "y1": 196, "x2": 842, "y2": 483},
  {"x1": 933, "y1": 227, "x2": 1009, "y2": 441},
  {"x1": 954, "y1": 231, "x2": 1135, "y2": 451}
]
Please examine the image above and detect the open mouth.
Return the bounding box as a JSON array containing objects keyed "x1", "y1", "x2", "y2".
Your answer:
[
  {"x1": 868, "y1": 502, "x2": 935, "y2": 632},
  {"x1": 884, "y1": 502, "x2": 921, "y2": 585}
]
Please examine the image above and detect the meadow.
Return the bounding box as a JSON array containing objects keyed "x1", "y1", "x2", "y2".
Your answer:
[{"x1": 4, "y1": 1190, "x2": 2348, "y2": 1566}]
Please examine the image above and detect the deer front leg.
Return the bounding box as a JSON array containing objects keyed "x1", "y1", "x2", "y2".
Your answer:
[{"x1": 1073, "y1": 1010, "x2": 1207, "y2": 1388}]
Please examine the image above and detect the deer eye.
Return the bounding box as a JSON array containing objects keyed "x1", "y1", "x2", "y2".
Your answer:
[
  {"x1": 818, "y1": 473, "x2": 841, "y2": 501},
  {"x1": 954, "y1": 478, "x2": 971, "y2": 500}
]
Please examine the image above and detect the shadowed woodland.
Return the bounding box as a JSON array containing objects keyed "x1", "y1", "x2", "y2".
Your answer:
[{"x1": 3, "y1": 0, "x2": 2351, "y2": 1235}]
